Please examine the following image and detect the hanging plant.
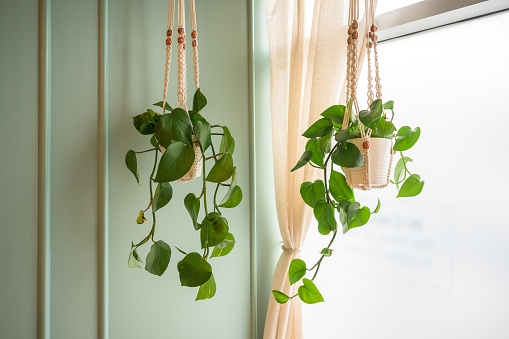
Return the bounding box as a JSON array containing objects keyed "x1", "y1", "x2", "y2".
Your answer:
[
  {"x1": 272, "y1": 0, "x2": 424, "y2": 305},
  {"x1": 124, "y1": 0, "x2": 242, "y2": 300}
]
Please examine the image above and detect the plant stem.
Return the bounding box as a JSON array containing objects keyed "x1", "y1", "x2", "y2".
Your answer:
[
  {"x1": 310, "y1": 230, "x2": 337, "y2": 281},
  {"x1": 213, "y1": 183, "x2": 221, "y2": 214},
  {"x1": 135, "y1": 148, "x2": 157, "y2": 154}
]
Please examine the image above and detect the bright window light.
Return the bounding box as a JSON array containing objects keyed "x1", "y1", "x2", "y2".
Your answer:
[{"x1": 376, "y1": 0, "x2": 424, "y2": 15}]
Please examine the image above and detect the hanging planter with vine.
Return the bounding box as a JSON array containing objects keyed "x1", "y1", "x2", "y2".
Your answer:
[
  {"x1": 272, "y1": 0, "x2": 424, "y2": 305},
  {"x1": 124, "y1": 0, "x2": 242, "y2": 300}
]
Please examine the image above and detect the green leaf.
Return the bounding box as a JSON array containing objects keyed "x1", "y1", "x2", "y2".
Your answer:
[
  {"x1": 128, "y1": 243, "x2": 143, "y2": 268},
  {"x1": 210, "y1": 233, "x2": 235, "y2": 258},
  {"x1": 125, "y1": 150, "x2": 139, "y2": 184},
  {"x1": 359, "y1": 99, "x2": 383, "y2": 129},
  {"x1": 133, "y1": 109, "x2": 161, "y2": 135},
  {"x1": 373, "y1": 198, "x2": 381, "y2": 214},
  {"x1": 219, "y1": 167, "x2": 243, "y2": 208},
  {"x1": 206, "y1": 154, "x2": 234, "y2": 183},
  {"x1": 193, "y1": 88, "x2": 207, "y2": 113},
  {"x1": 393, "y1": 126, "x2": 421, "y2": 151},
  {"x1": 289, "y1": 259, "x2": 307, "y2": 285},
  {"x1": 393, "y1": 156, "x2": 412, "y2": 188},
  {"x1": 291, "y1": 150, "x2": 313, "y2": 172},
  {"x1": 373, "y1": 118, "x2": 396, "y2": 138},
  {"x1": 155, "y1": 108, "x2": 193, "y2": 147},
  {"x1": 347, "y1": 204, "x2": 371, "y2": 230},
  {"x1": 193, "y1": 119, "x2": 212, "y2": 151},
  {"x1": 272, "y1": 290, "x2": 290, "y2": 304},
  {"x1": 321, "y1": 105, "x2": 346, "y2": 124},
  {"x1": 177, "y1": 252, "x2": 212, "y2": 287},
  {"x1": 196, "y1": 273, "x2": 216, "y2": 300},
  {"x1": 219, "y1": 186, "x2": 243, "y2": 208},
  {"x1": 305, "y1": 138, "x2": 324, "y2": 167},
  {"x1": 200, "y1": 213, "x2": 229, "y2": 248},
  {"x1": 153, "y1": 101, "x2": 173, "y2": 112},
  {"x1": 383, "y1": 100, "x2": 394, "y2": 110},
  {"x1": 298, "y1": 278, "x2": 324, "y2": 304},
  {"x1": 397, "y1": 174, "x2": 424, "y2": 197},
  {"x1": 184, "y1": 193, "x2": 201, "y2": 230},
  {"x1": 152, "y1": 183, "x2": 173, "y2": 212},
  {"x1": 334, "y1": 129, "x2": 350, "y2": 144},
  {"x1": 300, "y1": 180, "x2": 325, "y2": 208},
  {"x1": 150, "y1": 135, "x2": 159, "y2": 148},
  {"x1": 314, "y1": 199, "x2": 337, "y2": 235},
  {"x1": 320, "y1": 248, "x2": 332, "y2": 257},
  {"x1": 145, "y1": 240, "x2": 172, "y2": 276},
  {"x1": 329, "y1": 170, "x2": 354, "y2": 202},
  {"x1": 154, "y1": 142, "x2": 195, "y2": 182},
  {"x1": 220, "y1": 126, "x2": 235, "y2": 154},
  {"x1": 302, "y1": 118, "x2": 333, "y2": 138},
  {"x1": 331, "y1": 142, "x2": 364, "y2": 168}
]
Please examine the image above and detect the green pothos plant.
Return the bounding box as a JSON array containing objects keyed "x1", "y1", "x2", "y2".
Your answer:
[
  {"x1": 124, "y1": 88, "x2": 242, "y2": 300},
  {"x1": 272, "y1": 99, "x2": 424, "y2": 304}
]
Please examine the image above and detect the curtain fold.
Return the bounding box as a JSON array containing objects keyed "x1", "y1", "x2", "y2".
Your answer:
[{"x1": 263, "y1": 0, "x2": 372, "y2": 338}]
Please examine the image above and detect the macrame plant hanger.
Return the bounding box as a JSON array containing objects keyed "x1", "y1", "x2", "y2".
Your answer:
[
  {"x1": 343, "y1": 0, "x2": 394, "y2": 190},
  {"x1": 161, "y1": 0, "x2": 202, "y2": 183}
]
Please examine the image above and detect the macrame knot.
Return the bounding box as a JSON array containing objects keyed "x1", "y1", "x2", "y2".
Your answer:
[{"x1": 281, "y1": 244, "x2": 301, "y2": 254}]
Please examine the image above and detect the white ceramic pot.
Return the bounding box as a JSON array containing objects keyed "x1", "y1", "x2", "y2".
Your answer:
[{"x1": 344, "y1": 137, "x2": 393, "y2": 189}]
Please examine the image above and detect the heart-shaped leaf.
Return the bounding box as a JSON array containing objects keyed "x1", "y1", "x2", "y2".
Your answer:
[
  {"x1": 210, "y1": 233, "x2": 235, "y2": 258},
  {"x1": 393, "y1": 126, "x2": 421, "y2": 151},
  {"x1": 206, "y1": 154, "x2": 234, "y2": 183},
  {"x1": 177, "y1": 252, "x2": 212, "y2": 287},
  {"x1": 289, "y1": 259, "x2": 307, "y2": 285},
  {"x1": 298, "y1": 278, "x2": 324, "y2": 304},
  {"x1": 200, "y1": 213, "x2": 229, "y2": 248},
  {"x1": 313, "y1": 199, "x2": 337, "y2": 235},
  {"x1": 125, "y1": 150, "x2": 139, "y2": 184},
  {"x1": 331, "y1": 142, "x2": 364, "y2": 168},
  {"x1": 193, "y1": 119, "x2": 212, "y2": 151},
  {"x1": 300, "y1": 180, "x2": 325, "y2": 208},
  {"x1": 184, "y1": 193, "x2": 201, "y2": 230},
  {"x1": 152, "y1": 183, "x2": 173, "y2": 212},
  {"x1": 359, "y1": 99, "x2": 383, "y2": 129},
  {"x1": 302, "y1": 118, "x2": 333, "y2": 138},
  {"x1": 320, "y1": 105, "x2": 346, "y2": 124},
  {"x1": 145, "y1": 240, "x2": 172, "y2": 276},
  {"x1": 397, "y1": 174, "x2": 424, "y2": 197},
  {"x1": 329, "y1": 170, "x2": 354, "y2": 202},
  {"x1": 220, "y1": 126, "x2": 235, "y2": 154},
  {"x1": 291, "y1": 149, "x2": 313, "y2": 172},
  {"x1": 128, "y1": 243, "x2": 143, "y2": 268},
  {"x1": 155, "y1": 108, "x2": 193, "y2": 147},
  {"x1": 154, "y1": 142, "x2": 195, "y2": 182},
  {"x1": 196, "y1": 273, "x2": 216, "y2": 300},
  {"x1": 272, "y1": 290, "x2": 290, "y2": 304},
  {"x1": 193, "y1": 88, "x2": 207, "y2": 113}
]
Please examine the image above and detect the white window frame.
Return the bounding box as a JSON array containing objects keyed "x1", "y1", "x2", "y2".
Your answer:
[{"x1": 377, "y1": 0, "x2": 509, "y2": 41}]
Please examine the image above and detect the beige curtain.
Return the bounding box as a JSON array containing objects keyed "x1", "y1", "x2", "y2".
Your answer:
[{"x1": 263, "y1": 0, "x2": 372, "y2": 338}]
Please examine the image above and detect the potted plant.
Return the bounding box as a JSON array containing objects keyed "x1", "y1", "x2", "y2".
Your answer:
[
  {"x1": 125, "y1": 88, "x2": 243, "y2": 300},
  {"x1": 272, "y1": 98, "x2": 424, "y2": 304}
]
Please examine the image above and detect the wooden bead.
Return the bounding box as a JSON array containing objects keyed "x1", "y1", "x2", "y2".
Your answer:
[
  {"x1": 178, "y1": 37, "x2": 184, "y2": 44},
  {"x1": 347, "y1": 37, "x2": 353, "y2": 44},
  {"x1": 352, "y1": 20, "x2": 358, "y2": 29},
  {"x1": 192, "y1": 40, "x2": 197, "y2": 47},
  {"x1": 366, "y1": 41, "x2": 373, "y2": 48},
  {"x1": 178, "y1": 27, "x2": 184, "y2": 34},
  {"x1": 348, "y1": 27, "x2": 353, "y2": 35},
  {"x1": 166, "y1": 29, "x2": 172, "y2": 37},
  {"x1": 191, "y1": 31, "x2": 197, "y2": 38},
  {"x1": 363, "y1": 141, "x2": 370, "y2": 150},
  {"x1": 352, "y1": 31, "x2": 358, "y2": 39},
  {"x1": 371, "y1": 34, "x2": 378, "y2": 42},
  {"x1": 166, "y1": 38, "x2": 172, "y2": 45},
  {"x1": 370, "y1": 24, "x2": 378, "y2": 32},
  {"x1": 183, "y1": 43, "x2": 186, "y2": 50}
]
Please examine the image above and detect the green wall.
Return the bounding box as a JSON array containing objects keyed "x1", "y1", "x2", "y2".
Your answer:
[{"x1": 0, "y1": 0, "x2": 252, "y2": 338}]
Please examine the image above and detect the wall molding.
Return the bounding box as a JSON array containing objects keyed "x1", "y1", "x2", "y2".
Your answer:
[{"x1": 38, "y1": 0, "x2": 51, "y2": 338}]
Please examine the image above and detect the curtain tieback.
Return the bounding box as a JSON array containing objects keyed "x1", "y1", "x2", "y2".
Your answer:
[{"x1": 281, "y1": 244, "x2": 301, "y2": 254}]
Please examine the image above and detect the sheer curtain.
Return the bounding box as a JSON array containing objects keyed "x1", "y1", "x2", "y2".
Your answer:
[{"x1": 263, "y1": 0, "x2": 371, "y2": 338}]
